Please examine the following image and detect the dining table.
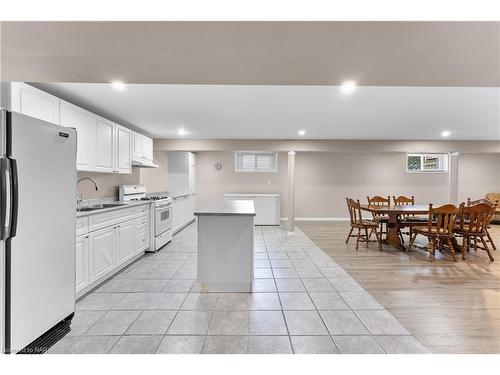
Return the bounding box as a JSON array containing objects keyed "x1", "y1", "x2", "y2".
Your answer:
[{"x1": 359, "y1": 204, "x2": 430, "y2": 250}]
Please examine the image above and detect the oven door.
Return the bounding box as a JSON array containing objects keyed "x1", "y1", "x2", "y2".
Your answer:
[{"x1": 155, "y1": 204, "x2": 172, "y2": 236}]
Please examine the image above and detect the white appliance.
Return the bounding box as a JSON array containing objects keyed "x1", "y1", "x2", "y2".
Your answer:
[
  {"x1": 167, "y1": 152, "x2": 197, "y2": 233},
  {"x1": 224, "y1": 194, "x2": 281, "y2": 225},
  {"x1": 119, "y1": 185, "x2": 173, "y2": 251},
  {"x1": 1, "y1": 110, "x2": 76, "y2": 354}
]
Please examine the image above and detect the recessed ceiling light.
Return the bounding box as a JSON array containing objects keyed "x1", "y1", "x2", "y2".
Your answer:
[
  {"x1": 298, "y1": 130, "x2": 306, "y2": 136},
  {"x1": 177, "y1": 128, "x2": 187, "y2": 136},
  {"x1": 340, "y1": 80, "x2": 357, "y2": 94},
  {"x1": 111, "y1": 81, "x2": 126, "y2": 91},
  {"x1": 441, "y1": 130, "x2": 451, "y2": 138}
]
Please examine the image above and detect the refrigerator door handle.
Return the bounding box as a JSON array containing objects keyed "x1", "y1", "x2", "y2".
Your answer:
[
  {"x1": 0, "y1": 157, "x2": 7, "y2": 239},
  {"x1": 9, "y1": 158, "x2": 18, "y2": 238}
]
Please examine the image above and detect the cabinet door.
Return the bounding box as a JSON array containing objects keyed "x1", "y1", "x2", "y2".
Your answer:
[
  {"x1": 116, "y1": 125, "x2": 131, "y2": 174},
  {"x1": 116, "y1": 220, "x2": 135, "y2": 266},
  {"x1": 89, "y1": 226, "x2": 115, "y2": 283},
  {"x1": 75, "y1": 235, "x2": 89, "y2": 293},
  {"x1": 142, "y1": 136, "x2": 153, "y2": 161},
  {"x1": 133, "y1": 132, "x2": 143, "y2": 159},
  {"x1": 60, "y1": 101, "x2": 94, "y2": 170},
  {"x1": 10, "y1": 82, "x2": 60, "y2": 124},
  {"x1": 94, "y1": 117, "x2": 115, "y2": 172}
]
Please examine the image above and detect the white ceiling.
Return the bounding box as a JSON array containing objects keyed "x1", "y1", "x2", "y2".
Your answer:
[{"x1": 36, "y1": 83, "x2": 500, "y2": 140}]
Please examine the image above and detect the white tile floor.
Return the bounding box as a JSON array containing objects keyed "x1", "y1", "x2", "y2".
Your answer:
[{"x1": 48, "y1": 223, "x2": 429, "y2": 354}]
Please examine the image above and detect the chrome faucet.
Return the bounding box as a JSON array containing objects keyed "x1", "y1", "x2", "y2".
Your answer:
[{"x1": 76, "y1": 177, "x2": 99, "y2": 206}]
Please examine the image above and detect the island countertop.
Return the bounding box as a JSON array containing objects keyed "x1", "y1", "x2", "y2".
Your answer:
[{"x1": 194, "y1": 200, "x2": 256, "y2": 216}]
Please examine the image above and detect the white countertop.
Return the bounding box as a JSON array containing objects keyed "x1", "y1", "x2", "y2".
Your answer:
[{"x1": 195, "y1": 200, "x2": 256, "y2": 216}]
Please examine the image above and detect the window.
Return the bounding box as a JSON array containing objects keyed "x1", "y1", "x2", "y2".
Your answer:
[
  {"x1": 235, "y1": 151, "x2": 278, "y2": 173},
  {"x1": 406, "y1": 153, "x2": 449, "y2": 173}
]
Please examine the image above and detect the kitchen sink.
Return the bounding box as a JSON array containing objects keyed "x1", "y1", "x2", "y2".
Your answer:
[{"x1": 77, "y1": 203, "x2": 127, "y2": 212}]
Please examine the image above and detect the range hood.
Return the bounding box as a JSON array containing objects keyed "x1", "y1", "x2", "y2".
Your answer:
[{"x1": 132, "y1": 159, "x2": 159, "y2": 168}]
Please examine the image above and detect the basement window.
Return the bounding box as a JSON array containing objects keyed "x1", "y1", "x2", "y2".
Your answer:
[
  {"x1": 406, "y1": 153, "x2": 449, "y2": 173},
  {"x1": 235, "y1": 151, "x2": 278, "y2": 173}
]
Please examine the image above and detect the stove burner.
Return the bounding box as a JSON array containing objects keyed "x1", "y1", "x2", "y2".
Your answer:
[{"x1": 131, "y1": 196, "x2": 169, "y2": 201}]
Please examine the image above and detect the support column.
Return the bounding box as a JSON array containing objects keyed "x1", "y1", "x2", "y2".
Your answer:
[
  {"x1": 449, "y1": 152, "x2": 459, "y2": 204},
  {"x1": 287, "y1": 151, "x2": 296, "y2": 234}
]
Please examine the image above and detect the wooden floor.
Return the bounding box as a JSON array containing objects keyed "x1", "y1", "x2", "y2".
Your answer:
[{"x1": 298, "y1": 221, "x2": 500, "y2": 354}]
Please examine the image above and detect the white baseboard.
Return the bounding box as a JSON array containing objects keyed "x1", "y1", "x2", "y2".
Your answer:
[{"x1": 280, "y1": 217, "x2": 349, "y2": 222}]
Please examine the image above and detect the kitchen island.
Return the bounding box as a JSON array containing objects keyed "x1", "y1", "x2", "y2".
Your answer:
[{"x1": 195, "y1": 200, "x2": 256, "y2": 292}]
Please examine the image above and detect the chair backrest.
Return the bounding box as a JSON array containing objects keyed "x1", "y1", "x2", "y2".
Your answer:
[
  {"x1": 457, "y1": 203, "x2": 496, "y2": 234},
  {"x1": 393, "y1": 195, "x2": 415, "y2": 205},
  {"x1": 486, "y1": 193, "x2": 500, "y2": 204},
  {"x1": 467, "y1": 197, "x2": 497, "y2": 207},
  {"x1": 346, "y1": 198, "x2": 363, "y2": 225},
  {"x1": 367, "y1": 196, "x2": 390, "y2": 218},
  {"x1": 427, "y1": 203, "x2": 461, "y2": 235}
]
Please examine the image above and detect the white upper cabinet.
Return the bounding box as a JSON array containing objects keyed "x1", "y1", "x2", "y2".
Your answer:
[
  {"x1": 115, "y1": 124, "x2": 132, "y2": 174},
  {"x1": 132, "y1": 131, "x2": 154, "y2": 163},
  {"x1": 10, "y1": 82, "x2": 138, "y2": 174},
  {"x1": 60, "y1": 100, "x2": 94, "y2": 170},
  {"x1": 10, "y1": 82, "x2": 60, "y2": 124},
  {"x1": 168, "y1": 151, "x2": 196, "y2": 197},
  {"x1": 133, "y1": 131, "x2": 143, "y2": 159},
  {"x1": 94, "y1": 117, "x2": 115, "y2": 172}
]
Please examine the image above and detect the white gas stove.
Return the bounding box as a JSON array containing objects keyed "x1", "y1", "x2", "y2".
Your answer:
[{"x1": 119, "y1": 185, "x2": 173, "y2": 251}]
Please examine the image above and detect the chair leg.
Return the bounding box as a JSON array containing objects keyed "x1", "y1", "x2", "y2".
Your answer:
[
  {"x1": 461, "y1": 236, "x2": 468, "y2": 260},
  {"x1": 486, "y1": 230, "x2": 496, "y2": 251},
  {"x1": 480, "y1": 237, "x2": 494, "y2": 262},
  {"x1": 364, "y1": 228, "x2": 369, "y2": 247},
  {"x1": 428, "y1": 238, "x2": 436, "y2": 262},
  {"x1": 355, "y1": 228, "x2": 361, "y2": 251},
  {"x1": 373, "y1": 228, "x2": 383, "y2": 251},
  {"x1": 447, "y1": 238, "x2": 457, "y2": 262},
  {"x1": 407, "y1": 233, "x2": 417, "y2": 252},
  {"x1": 346, "y1": 227, "x2": 353, "y2": 244}
]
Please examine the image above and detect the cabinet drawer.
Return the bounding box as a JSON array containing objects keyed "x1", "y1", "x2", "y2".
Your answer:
[
  {"x1": 134, "y1": 204, "x2": 150, "y2": 216},
  {"x1": 76, "y1": 216, "x2": 89, "y2": 237},
  {"x1": 135, "y1": 215, "x2": 149, "y2": 228},
  {"x1": 88, "y1": 207, "x2": 136, "y2": 232},
  {"x1": 136, "y1": 226, "x2": 150, "y2": 253}
]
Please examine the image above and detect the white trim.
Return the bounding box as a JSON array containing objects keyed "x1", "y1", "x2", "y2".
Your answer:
[
  {"x1": 280, "y1": 217, "x2": 350, "y2": 221},
  {"x1": 405, "y1": 152, "x2": 449, "y2": 173},
  {"x1": 234, "y1": 151, "x2": 279, "y2": 173}
]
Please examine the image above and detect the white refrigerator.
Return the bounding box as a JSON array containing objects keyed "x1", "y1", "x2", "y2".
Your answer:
[{"x1": 1, "y1": 110, "x2": 76, "y2": 353}]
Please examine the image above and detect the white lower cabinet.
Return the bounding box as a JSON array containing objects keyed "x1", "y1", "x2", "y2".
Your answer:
[
  {"x1": 75, "y1": 235, "x2": 89, "y2": 294},
  {"x1": 173, "y1": 194, "x2": 196, "y2": 233},
  {"x1": 116, "y1": 220, "x2": 135, "y2": 266},
  {"x1": 76, "y1": 205, "x2": 151, "y2": 297},
  {"x1": 89, "y1": 226, "x2": 115, "y2": 283}
]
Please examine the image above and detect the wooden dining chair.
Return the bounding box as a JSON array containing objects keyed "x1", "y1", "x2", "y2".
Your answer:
[
  {"x1": 467, "y1": 197, "x2": 498, "y2": 250},
  {"x1": 407, "y1": 203, "x2": 462, "y2": 262},
  {"x1": 366, "y1": 196, "x2": 390, "y2": 237},
  {"x1": 392, "y1": 195, "x2": 427, "y2": 243},
  {"x1": 346, "y1": 198, "x2": 382, "y2": 251},
  {"x1": 455, "y1": 203, "x2": 495, "y2": 262}
]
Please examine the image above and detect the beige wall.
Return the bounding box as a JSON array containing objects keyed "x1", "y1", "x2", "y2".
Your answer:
[
  {"x1": 138, "y1": 151, "x2": 168, "y2": 193},
  {"x1": 196, "y1": 151, "x2": 500, "y2": 218},
  {"x1": 458, "y1": 153, "x2": 500, "y2": 203},
  {"x1": 77, "y1": 151, "x2": 169, "y2": 199}
]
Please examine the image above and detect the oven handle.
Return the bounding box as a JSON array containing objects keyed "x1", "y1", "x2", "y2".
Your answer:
[{"x1": 155, "y1": 204, "x2": 172, "y2": 211}]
